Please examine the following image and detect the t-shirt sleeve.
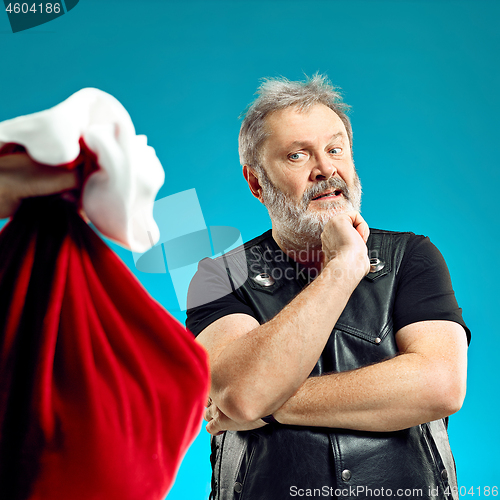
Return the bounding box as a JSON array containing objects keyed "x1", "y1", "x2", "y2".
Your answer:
[
  {"x1": 393, "y1": 235, "x2": 471, "y2": 344},
  {"x1": 185, "y1": 257, "x2": 257, "y2": 337}
]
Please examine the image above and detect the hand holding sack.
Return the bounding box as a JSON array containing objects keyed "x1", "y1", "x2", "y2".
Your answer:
[{"x1": 0, "y1": 89, "x2": 209, "y2": 500}]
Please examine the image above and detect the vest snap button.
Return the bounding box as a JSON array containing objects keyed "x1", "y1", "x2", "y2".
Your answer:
[
  {"x1": 369, "y1": 258, "x2": 385, "y2": 273},
  {"x1": 253, "y1": 273, "x2": 275, "y2": 287},
  {"x1": 341, "y1": 469, "x2": 352, "y2": 481},
  {"x1": 441, "y1": 469, "x2": 448, "y2": 480},
  {"x1": 234, "y1": 481, "x2": 243, "y2": 493},
  {"x1": 375, "y1": 337, "x2": 382, "y2": 344}
]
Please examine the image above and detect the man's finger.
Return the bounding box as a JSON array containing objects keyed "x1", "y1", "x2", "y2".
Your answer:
[
  {"x1": 346, "y1": 211, "x2": 370, "y2": 243},
  {"x1": 0, "y1": 153, "x2": 81, "y2": 218},
  {"x1": 356, "y1": 219, "x2": 370, "y2": 244},
  {"x1": 205, "y1": 412, "x2": 226, "y2": 436},
  {"x1": 0, "y1": 153, "x2": 80, "y2": 193},
  {"x1": 206, "y1": 419, "x2": 225, "y2": 436},
  {"x1": 0, "y1": 152, "x2": 37, "y2": 171},
  {"x1": 204, "y1": 406, "x2": 212, "y2": 421}
]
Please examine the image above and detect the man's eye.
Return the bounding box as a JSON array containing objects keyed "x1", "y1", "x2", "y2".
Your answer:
[
  {"x1": 329, "y1": 147, "x2": 342, "y2": 154},
  {"x1": 288, "y1": 152, "x2": 306, "y2": 160}
]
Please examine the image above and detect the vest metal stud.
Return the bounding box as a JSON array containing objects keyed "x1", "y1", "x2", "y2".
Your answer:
[
  {"x1": 253, "y1": 273, "x2": 275, "y2": 287},
  {"x1": 341, "y1": 469, "x2": 352, "y2": 482},
  {"x1": 375, "y1": 337, "x2": 382, "y2": 344},
  {"x1": 369, "y1": 258, "x2": 385, "y2": 273}
]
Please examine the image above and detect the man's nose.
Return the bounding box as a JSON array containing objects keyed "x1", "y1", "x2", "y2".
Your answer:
[{"x1": 310, "y1": 153, "x2": 336, "y2": 181}]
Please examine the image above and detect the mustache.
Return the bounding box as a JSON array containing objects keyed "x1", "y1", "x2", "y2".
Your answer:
[{"x1": 302, "y1": 177, "x2": 350, "y2": 206}]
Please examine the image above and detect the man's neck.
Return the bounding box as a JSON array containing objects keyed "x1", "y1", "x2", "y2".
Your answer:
[{"x1": 271, "y1": 227, "x2": 324, "y2": 273}]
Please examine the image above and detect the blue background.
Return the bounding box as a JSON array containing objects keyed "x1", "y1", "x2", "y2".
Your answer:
[{"x1": 1, "y1": 0, "x2": 498, "y2": 497}]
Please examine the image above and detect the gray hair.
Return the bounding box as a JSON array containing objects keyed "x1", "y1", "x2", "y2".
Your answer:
[{"x1": 238, "y1": 74, "x2": 352, "y2": 174}]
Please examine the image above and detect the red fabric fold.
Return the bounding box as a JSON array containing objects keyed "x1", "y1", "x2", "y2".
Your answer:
[{"x1": 0, "y1": 196, "x2": 209, "y2": 500}]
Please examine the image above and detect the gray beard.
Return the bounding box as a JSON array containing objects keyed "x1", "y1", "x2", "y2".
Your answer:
[{"x1": 259, "y1": 168, "x2": 362, "y2": 252}]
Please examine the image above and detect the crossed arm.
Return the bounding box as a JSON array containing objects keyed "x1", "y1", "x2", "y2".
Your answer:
[
  {"x1": 199, "y1": 216, "x2": 468, "y2": 436},
  {"x1": 202, "y1": 317, "x2": 467, "y2": 435}
]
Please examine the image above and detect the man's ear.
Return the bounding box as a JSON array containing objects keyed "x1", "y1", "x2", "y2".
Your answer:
[{"x1": 243, "y1": 165, "x2": 263, "y2": 202}]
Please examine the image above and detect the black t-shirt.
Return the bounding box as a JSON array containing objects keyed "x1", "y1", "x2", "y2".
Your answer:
[{"x1": 186, "y1": 230, "x2": 470, "y2": 344}]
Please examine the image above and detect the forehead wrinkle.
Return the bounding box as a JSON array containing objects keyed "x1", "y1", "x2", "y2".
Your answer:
[{"x1": 285, "y1": 131, "x2": 346, "y2": 150}]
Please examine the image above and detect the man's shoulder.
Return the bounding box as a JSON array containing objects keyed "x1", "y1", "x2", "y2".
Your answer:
[
  {"x1": 367, "y1": 228, "x2": 418, "y2": 248},
  {"x1": 365, "y1": 229, "x2": 434, "y2": 277},
  {"x1": 368, "y1": 228, "x2": 437, "y2": 252},
  {"x1": 367, "y1": 228, "x2": 427, "y2": 248},
  {"x1": 369, "y1": 227, "x2": 416, "y2": 236}
]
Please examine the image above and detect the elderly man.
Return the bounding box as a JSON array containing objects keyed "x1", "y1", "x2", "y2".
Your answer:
[{"x1": 186, "y1": 75, "x2": 469, "y2": 500}]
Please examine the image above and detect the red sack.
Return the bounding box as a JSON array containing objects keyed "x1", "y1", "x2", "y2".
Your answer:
[{"x1": 0, "y1": 195, "x2": 209, "y2": 500}]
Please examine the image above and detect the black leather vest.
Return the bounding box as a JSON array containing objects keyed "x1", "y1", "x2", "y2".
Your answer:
[{"x1": 209, "y1": 229, "x2": 458, "y2": 500}]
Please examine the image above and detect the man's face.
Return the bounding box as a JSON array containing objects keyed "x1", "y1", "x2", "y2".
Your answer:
[{"x1": 256, "y1": 104, "x2": 362, "y2": 247}]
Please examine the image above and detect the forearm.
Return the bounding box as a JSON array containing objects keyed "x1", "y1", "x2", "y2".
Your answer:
[
  {"x1": 209, "y1": 259, "x2": 364, "y2": 422},
  {"x1": 273, "y1": 323, "x2": 468, "y2": 432},
  {"x1": 274, "y1": 356, "x2": 436, "y2": 432}
]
